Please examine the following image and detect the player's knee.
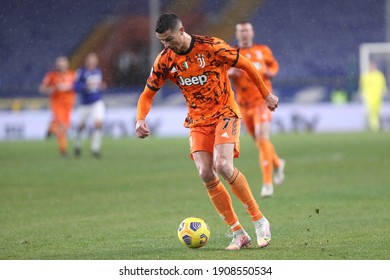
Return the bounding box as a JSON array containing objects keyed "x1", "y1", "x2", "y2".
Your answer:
[
  {"x1": 256, "y1": 131, "x2": 269, "y2": 141},
  {"x1": 94, "y1": 121, "x2": 103, "y2": 129},
  {"x1": 198, "y1": 166, "x2": 216, "y2": 183},
  {"x1": 255, "y1": 125, "x2": 270, "y2": 140},
  {"x1": 77, "y1": 123, "x2": 85, "y2": 132},
  {"x1": 257, "y1": 135, "x2": 269, "y2": 143},
  {"x1": 215, "y1": 158, "x2": 234, "y2": 180}
]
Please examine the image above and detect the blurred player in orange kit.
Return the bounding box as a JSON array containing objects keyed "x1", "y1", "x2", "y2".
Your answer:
[
  {"x1": 39, "y1": 56, "x2": 76, "y2": 157},
  {"x1": 228, "y1": 22, "x2": 285, "y2": 198},
  {"x1": 136, "y1": 14, "x2": 279, "y2": 250}
]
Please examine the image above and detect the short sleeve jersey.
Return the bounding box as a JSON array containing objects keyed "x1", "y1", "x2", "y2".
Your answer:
[
  {"x1": 74, "y1": 68, "x2": 104, "y2": 105},
  {"x1": 42, "y1": 70, "x2": 76, "y2": 103},
  {"x1": 147, "y1": 35, "x2": 241, "y2": 128},
  {"x1": 231, "y1": 44, "x2": 278, "y2": 108}
]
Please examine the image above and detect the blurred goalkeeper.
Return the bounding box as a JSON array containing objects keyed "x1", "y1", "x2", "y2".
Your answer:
[
  {"x1": 228, "y1": 22, "x2": 285, "y2": 198},
  {"x1": 360, "y1": 61, "x2": 387, "y2": 132},
  {"x1": 135, "y1": 14, "x2": 279, "y2": 250}
]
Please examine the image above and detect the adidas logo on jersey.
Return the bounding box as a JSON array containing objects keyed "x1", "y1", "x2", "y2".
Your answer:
[
  {"x1": 221, "y1": 132, "x2": 229, "y2": 138},
  {"x1": 178, "y1": 74, "x2": 208, "y2": 86}
]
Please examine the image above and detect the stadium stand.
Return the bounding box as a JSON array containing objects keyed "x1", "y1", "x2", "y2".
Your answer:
[
  {"x1": 0, "y1": 0, "x2": 386, "y2": 104},
  {"x1": 0, "y1": 0, "x2": 117, "y2": 97},
  {"x1": 249, "y1": 0, "x2": 386, "y2": 101}
]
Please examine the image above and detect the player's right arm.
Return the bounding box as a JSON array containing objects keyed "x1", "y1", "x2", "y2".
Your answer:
[
  {"x1": 135, "y1": 86, "x2": 158, "y2": 138},
  {"x1": 39, "y1": 72, "x2": 55, "y2": 95},
  {"x1": 135, "y1": 53, "x2": 167, "y2": 139},
  {"x1": 73, "y1": 69, "x2": 86, "y2": 92}
]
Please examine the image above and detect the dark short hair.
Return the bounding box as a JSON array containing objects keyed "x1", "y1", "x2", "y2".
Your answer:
[
  {"x1": 237, "y1": 21, "x2": 252, "y2": 26},
  {"x1": 155, "y1": 14, "x2": 181, "y2": 33}
]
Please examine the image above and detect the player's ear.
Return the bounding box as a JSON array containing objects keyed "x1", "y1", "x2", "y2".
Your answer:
[{"x1": 178, "y1": 26, "x2": 185, "y2": 35}]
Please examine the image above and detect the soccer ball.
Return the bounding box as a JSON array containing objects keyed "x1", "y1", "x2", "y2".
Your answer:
[{"x1": 177, "y1": 217, "x2": 210, "y2": 249}]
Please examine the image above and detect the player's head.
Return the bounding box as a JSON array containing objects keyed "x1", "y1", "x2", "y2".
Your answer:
[
  {"x1": 85, "y1": 52, "x2": 99, "y2": 70},
  {"x1": 369, "y1": 60, "x2": 378, "y2": 71},
  {"x1": 155, "y1": 13, "x2": 186, "y2": 53},
  {"x1": 235, "y1": 21, "x2": 254, "y2": 48},
  {"x1": 55, "y1": 56, "x2": 69, "y2": 72}
]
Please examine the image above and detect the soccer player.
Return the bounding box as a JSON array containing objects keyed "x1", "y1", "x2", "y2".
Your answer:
[
  {"x1": 360, "y1": 61, "x2": 387, "y2": 132},
  {"x1": 39, "y1": 56, "x2": 76, "y2": 157},
  {"x1": 228, "y1": 22, "x2": 285, "y2": 198},
  {"x1": 74, "y1": 53, "x2": 106, "y2": 158},
  {"x1": 136, "y1": 14, "x2": 279, "y2": 250}
]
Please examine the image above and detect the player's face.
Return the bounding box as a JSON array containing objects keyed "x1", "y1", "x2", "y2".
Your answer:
[
  {"x1": 86, "y1": 53, "x2": 98, "y2": 69},
  {"x1": 156, "y1": 27, "x2": 185, "y2": 53},
  {"x1": 369, "y1": 62, "x2": 377, "y2": 71},
  {"x1": 55, "y1": 57, "x2": 69, "y2": 72},
  {"x1": 236, "y1": 23, "x2": 254, "y2": 47}
]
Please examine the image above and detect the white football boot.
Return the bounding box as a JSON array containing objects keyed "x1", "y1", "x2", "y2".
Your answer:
[
  {"x1": 225, "y1": 230, "x2": 252, "y2": 250},
  {"x1": 261, "y1": 184, "x2": 274, "y2": 198},
  {"x1": 274, "y1": 159, "x2": 286, "y2": 186},
  {"x1": 254, "y1": 217, "x2": 271, "y2": 248}
]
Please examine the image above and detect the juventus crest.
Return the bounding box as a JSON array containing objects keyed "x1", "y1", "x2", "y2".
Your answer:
[{"x1": 196, "y1": 54, "x2": 206, "y2": 68}]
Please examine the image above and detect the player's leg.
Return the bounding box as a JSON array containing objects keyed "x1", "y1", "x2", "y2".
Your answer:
[
  {"x1": 240, "y1": 107, "x2": 256, "y2": 139},
  {"x1": 214, "y1": 118, "x2": 271, "y2": 248},
  {"x1": 368, "y1": 100, "x2": 381, "y2": 132},
  {"x1": 193, "y1": 151, "x2": 249, "y2": 250},
  {"x1": 52, "y1": 103, "x2": 68, "y2": 156},
  {"x1": 74, "y1": 105, "x2": 89, "y2": 157},
  {"x1": 90, "y1": 100, "x2": 105, "y2": 158},
  {"x1": 46, "y1": 119, "x2": 57, "y2": 139},
  {"x1": 190, "y1": 127, "x2": 247, "y2": 250},
  {"x1": 57, "y1": 99, "x2": 75, "y2": 157},
  {"x1": 254, "y1": 107, "x2": 285, "y2": 197},
  {"x1": 256, "y1": 122, "x2": 274, "y2": 197},
  {"x1": 61, "y1": 100, "x2": 75, "y2": 157}
]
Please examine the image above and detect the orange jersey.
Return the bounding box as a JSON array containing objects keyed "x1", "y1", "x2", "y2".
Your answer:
[
  {"x1": 146, "y1": 35, "x2": 241, "y2": 128},
  {"x1": 231, "y1": 44, "x2": 278, "y2": 108},
  {"x1": 41, "y1": 70, "x2": 76, "y2": 103}
]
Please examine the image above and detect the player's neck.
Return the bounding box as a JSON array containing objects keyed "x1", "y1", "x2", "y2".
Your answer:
[
  {"x1": 239, "y1": 42, "x2": 253, "y2": 48},
  {"x1": 177, "y1": 32, "x2": 192, "y2": 54}
]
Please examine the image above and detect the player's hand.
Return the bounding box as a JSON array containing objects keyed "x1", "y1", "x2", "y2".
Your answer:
[
  {"x1": 39, "y1": 85, "x2": 55, "y2": 95},
  {"x1": 265, "y1": 93, "x2": 279, "y2": 111},
  {"x1": 56, "y1": 82, "x2": 73, "y2": 92},
  {"x1": 45, "y1": 86, "x2": 56, "y2": 95},
  {"x1": 135, "y1": 119, "x2": 151, "y2": 139}
]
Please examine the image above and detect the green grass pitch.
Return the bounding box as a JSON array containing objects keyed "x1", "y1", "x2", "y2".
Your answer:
[{"x1": 1, "y1": 132, "x2": 389, "y2": 260}]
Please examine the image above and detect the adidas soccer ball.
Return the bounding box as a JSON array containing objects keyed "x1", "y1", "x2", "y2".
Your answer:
[{"x1": 177, "y1": 217, "x2": 210, "y2": 249}]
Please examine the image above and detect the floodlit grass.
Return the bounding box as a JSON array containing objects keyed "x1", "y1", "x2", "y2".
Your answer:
[{"x1": 1, "y1": 132, "x2": 389, "y2": 260}]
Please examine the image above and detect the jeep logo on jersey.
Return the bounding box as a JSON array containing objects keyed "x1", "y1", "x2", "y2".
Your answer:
[{"x1": 178, "y1": 75, "x2": 208, "y2": 86}]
